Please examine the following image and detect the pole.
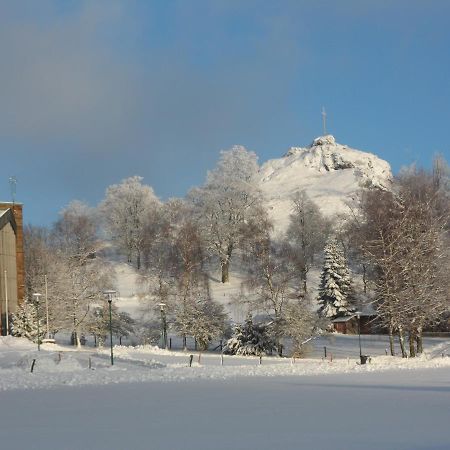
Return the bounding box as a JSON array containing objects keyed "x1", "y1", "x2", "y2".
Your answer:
[
  {"x1": 108, "y1": 297, "x2": 114, "y2": 366},
  {"x1": 44, "y1": 274, "x2": 49, "y2": 339},
  {"x1": 322, "y1": 106, "x2": 327, "y2": 135},
  {"x1": 357, "y1": 314, "x2": 362, "y2": 357},
  {"x1": 158, "y1": 303, "x2": 167, "y2": 349},
  {"x1": 160, "y1": 306, "x2": 164, "y2": 348},
  {"x1": 103, "y1": 290, "x2": 116, "y2": 365},
  {"x1": 163, "y1": 308, "x2": 167, "y2": 349},
  {"x1": 33, "y1": 293, "x2": 42, "y2": 351},
  {"x1": 4, "y1": 270, "x2": 8, "y2": 336}
]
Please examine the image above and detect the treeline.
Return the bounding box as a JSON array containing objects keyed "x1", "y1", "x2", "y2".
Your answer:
[{"x1": 18, "y1": 147, "x2": 450, "y2": 357}]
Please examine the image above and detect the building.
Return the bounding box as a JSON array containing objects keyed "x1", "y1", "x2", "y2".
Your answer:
[
  {"x1": 332, "y1": 312, "x2": 379, "y2": 335},
  {"x1": 0, "y1": 203, "x2": 24, "y2": 335}
]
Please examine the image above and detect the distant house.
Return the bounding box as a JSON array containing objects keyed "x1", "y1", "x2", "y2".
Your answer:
[
  {"x1": 332, "y1": 311, "x2": 379, "y2": 335},
  {"x1": 0, "y1": 203, "x2": 24, "y2": 335}
]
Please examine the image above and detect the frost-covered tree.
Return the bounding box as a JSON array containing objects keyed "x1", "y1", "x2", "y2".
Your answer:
[
  {"x1": 354, "y1": 166, "x2": 450, "y2": 357},
  {"x1": 283, "y1": 300, "x2": 325, "y2": 356},
  {"x1": 174, "y1": 295, "x2": 227, "y2": 351},
  {"x1": 140, "y1": 198, "x2": 227, "y2": 350},
  {"x1": 287, "y1": 190, "x2": 330, "y2": 293},
  {"x1": 100, "y1": 176, "x2": 160, "y2": 269},
  {"x1": 224, "y1": 315, "x2": 276, "y2": 356},
  {"x1": 52, "y1": 202, "x2": 113, "y2": 347},
  {"x1": 317, "y1": 237, "x2": 354, "y2": 319},
  {"x1": 189, "y1": 146, "x2": 262, "y2": 282},
  {"x1": 11, "y1": 299, "x2": 45, "y2": 342}
]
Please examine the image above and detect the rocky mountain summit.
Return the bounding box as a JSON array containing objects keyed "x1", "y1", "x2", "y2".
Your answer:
[{"x1": 259, "y1": 135, "x2": 392, "y2": 234}]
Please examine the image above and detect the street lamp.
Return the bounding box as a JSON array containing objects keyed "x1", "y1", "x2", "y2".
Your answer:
[
  {"x1": 356, "y1": 311, "x2": 365, "y2": 364},
  {"x1": 158, "y1": 303, "x2": 167, "y2": 349},
  {"x1": 103, "y1": 290, "x2": 116, "y2": 365},
  {"x1": 33, "y1": 293, "x2": 42, "y2": 351}
]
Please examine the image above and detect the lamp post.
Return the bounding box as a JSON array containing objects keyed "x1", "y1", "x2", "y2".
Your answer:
[
  {"x1": 4, "y1": 270, "x2": 9, "y2": 336},
  {"x1": 44, "y1": 274, "x2": 50, "y2": 339},
  {"x1": 356, "y1": 311, "x2": 365, "y2": 364},
  {"x1": 158, "y1": 303, "x2": 167, "y2": 349},
  {"x1": 33, "y1": 293, "x2": 42, "y2": 351},
  {"x1": 103, "y1": 290, "x2": 116, "y2": 366}
]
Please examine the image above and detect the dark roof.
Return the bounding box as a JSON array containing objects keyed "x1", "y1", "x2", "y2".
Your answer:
[
  {"x1": 0, "y1": 209, "x2": 17, "y2": 234},
  {"x1": 332, "y1": 315, "x2": 357, "y2": 323}
]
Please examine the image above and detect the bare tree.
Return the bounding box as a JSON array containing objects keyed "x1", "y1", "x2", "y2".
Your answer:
[
  {"x1": 100, "y1": 176, "x2": 160, "y2": 269},
  {"x1": 52, "y1": 201, "x2": 112, "y2": 347},
  {"x1": 189, "y1": 146, "x2": 262, "y2": 282},
  {"x1": 287, "y1": 190, "x2": 330, "y2": 293},
  {"x1": 353, "y1": 166, "x2": 450, "y2": 357}
]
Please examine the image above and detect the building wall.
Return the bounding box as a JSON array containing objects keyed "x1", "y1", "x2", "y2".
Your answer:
[
  {"x1": 0, "y1": 203, "x2": 24, "y2": 305},
  {"x1": 0, "y1": 222, "x2": 18, "y2": 333}
]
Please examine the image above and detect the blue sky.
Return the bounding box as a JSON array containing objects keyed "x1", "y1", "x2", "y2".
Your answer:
[{"x1": 1, "y1": 0, "x2": 449, "y2": 225}]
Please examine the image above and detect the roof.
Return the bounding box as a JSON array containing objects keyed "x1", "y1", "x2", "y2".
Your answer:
[
  {"x1": 0, "y1": 209, "x2": 17, "y2": 234},
  {"x1": 332, "y1": 316, "x2": 357, "y2": 323},
  {"x1": 332, "y1": 311, "x2": 377, "y2": 323}
]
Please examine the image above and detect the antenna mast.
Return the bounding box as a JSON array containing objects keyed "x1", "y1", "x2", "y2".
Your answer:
[
  {"x1": 321, "y1": 107, "x2": 327, "y2": 135},
  {"x1": 9, "y1": 176, "x2": 17, "y2": 206}
]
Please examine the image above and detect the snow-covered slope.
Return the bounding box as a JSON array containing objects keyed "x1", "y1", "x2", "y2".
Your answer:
[{"x1": 259, "y1": 135, "x2": 392, "y2": 235}]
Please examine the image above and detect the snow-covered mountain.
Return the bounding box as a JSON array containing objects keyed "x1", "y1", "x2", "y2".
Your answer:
[{"x1": 259, "y1": 135, "x2": 392, "y2": 234}]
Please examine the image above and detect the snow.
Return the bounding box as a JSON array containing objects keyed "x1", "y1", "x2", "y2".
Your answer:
[
  {"x1": 259, "y1": 135, "x2": 392, "y2": 235},
  {"x1": 1, "y1": 336, "x2": 450, "y2": 448},
  {"x1": 1, "y1": 335, "x2": 450, "y2": 392}
]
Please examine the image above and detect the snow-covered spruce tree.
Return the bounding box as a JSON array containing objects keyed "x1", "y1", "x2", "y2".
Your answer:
[
  {"x1": 224, "y1": 315, "x2": 276, "y2": 356},
  {"x1": 11, "y1": 299, "x2": 45, "y2": 342},
  {"x1": 318, "y1": 237, "x2": 354, "y2": 319}
]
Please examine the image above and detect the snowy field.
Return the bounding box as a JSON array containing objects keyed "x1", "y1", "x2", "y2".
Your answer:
[{"x1": 1, "y1": 336, "x2": 449, "y2": 449}]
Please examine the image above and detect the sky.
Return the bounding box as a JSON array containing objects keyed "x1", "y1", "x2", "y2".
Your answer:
[{"x1": 1, "y1": 0, "x2": 450, "y2": 226}]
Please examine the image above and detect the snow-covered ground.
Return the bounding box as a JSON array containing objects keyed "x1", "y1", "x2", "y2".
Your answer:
[
  {"x1": 1, "y1": 336, "x2": 449, "y2": 449},
  {"x1": 1, "y1": 335, "x2": 450, "y2": 392}
]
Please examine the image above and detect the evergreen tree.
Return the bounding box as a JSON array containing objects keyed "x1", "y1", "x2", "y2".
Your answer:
[
  {"x1": 11, "y1": 299, "x2": 45, "y2": 342},
  {"x1": 318, "y1": 238, "x2": 354, "y2": 319},
  {"x1": 224, "y1": 315, "x2": 276, "y2": 356}
]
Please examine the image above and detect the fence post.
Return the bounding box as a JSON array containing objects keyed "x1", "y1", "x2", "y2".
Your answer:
[
  {"x1": 259, "y1": 355, "x2": 262, "y2": 365},
  {"x1": 30, "y1": 359, "x2": 36, "y2": 373},
  {"x1": 88, "y1": 357, "x2": 92, "y2": 369},
  {"x1": 169, "y1": 338, "x2": 172, "y2": 350},
  {"x1": 221, "y1": 354, "x2": 224, "y2": 366},
  {"x1": 324, "y1": 346, "x2": 327, "y2": 358},
  {"x1": 198, "y1": 353, "x2": 201, "y2": 364},
  {"x1": 189, "y1": 355, "x2": 194, "y2": 367}
]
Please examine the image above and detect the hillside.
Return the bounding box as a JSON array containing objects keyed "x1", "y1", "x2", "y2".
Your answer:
[
  {"x1": 259, "y1": 135, "x2": 392, "y2": 235},
  {"x1": 114, "y1": 135, "x2": 393, "y2": 320}
]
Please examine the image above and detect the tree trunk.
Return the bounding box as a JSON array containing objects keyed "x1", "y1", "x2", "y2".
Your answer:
[
  {"x1": 416, "y1": 327, "x2": 423, "y2": 354},
  {"x1": 75, "y1": 329, "x2": 81, "y2": 349},
  {"x1": 221, "y1": 260, "x2": 229, "y2": 283},
  {"x1": 221, "y1": 244, "x2": 233, "y2": 283},
  {"x1": 388, "y1": 325, "x2": 395, "y2": 356},
  {"x1": 136, "y1": 251, "x2": 141, "y2": 270},
  {"x1": 362, "y1": 264, "x2": 367, "y2": 294},
  {"x1": 409, "y1": 331, "x2": 416, "y2": 358},
  {"x1": 398, "y1": 327, "x2": 407, "y2": 358},
  {"x1": 300, "y1": 267, "x2": 307, "y2": 294}
]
